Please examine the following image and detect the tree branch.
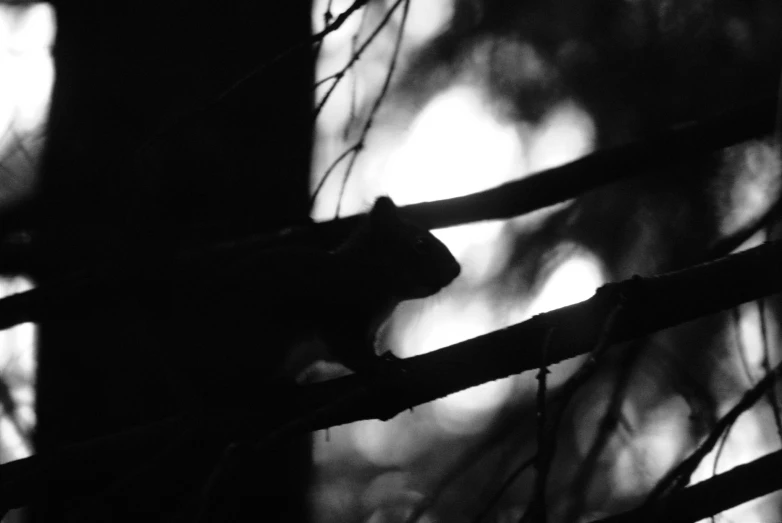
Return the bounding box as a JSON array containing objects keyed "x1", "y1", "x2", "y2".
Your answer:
[
  {"x1": 0, "y1": 94, "x2": 776, "y2": 331},
  {"x1": 158, "y1": 94, "x2": 778, "y2": 268},
  {"x1": 1, "y1": 94, "x2": 775, "y2": 276},
  {"x1": 590, "y1": 449, "x2": 782, "y2": 523},
  {"x1": 1, "y1": 238, "x2": 781, "y2": 514}
]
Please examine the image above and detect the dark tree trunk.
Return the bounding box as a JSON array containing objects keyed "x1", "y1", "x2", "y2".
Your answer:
[{"x1": 34, "y1": 2, "x2": 314, "y2": 521}]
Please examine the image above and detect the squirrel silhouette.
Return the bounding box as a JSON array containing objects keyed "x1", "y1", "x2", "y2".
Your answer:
[
  {"x1": 72, "y1": 196, "x2": 460, "y2": 522},
  {"x1": 0, "y1": 196, "x2": 460, "y2": 417},
  {"x1": 160, "y1": 195, "x2": 461, "y2": 406}
]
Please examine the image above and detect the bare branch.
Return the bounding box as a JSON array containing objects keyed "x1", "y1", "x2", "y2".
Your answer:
[
  {"x1": 219, "y1": 94, "x2": 781, "y2": 251},
  {"x1": 1, "y1": 239, "x2": 782, "y2": 514},
  {"x1": 1, "y1": 94, "x2": 776, "y2": 278},
  {"x1": 590, "y1": 449, "x2": 782, "y2": 523},
  {"x1": 644, "y1": 358, "x2": 782, "y2": 503},
  {"x1": 217, "y1": 0, "x2": 373, "y2": 103},
  {"x1": 311, "y1": 0, "x2": 410, "y2": 213}
]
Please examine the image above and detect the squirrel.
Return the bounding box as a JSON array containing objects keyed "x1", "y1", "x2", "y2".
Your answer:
[
  {"x1": 159, "y1": 195, "x2": 461, "y2": 406},
  {"x1": 72, "y1": 196, "x2": 460, "y2": 522},
  {"x1": 0, "y1": 196, "x2": 460, "y2": 421},
  {"x1": 0, "y1": 196, "x2": 460, "y2": 383},
  {"x1": 283, "y1": 195, "x2": 462, "y2": 377}
]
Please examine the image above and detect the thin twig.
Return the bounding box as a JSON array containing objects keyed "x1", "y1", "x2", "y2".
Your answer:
[
  {"x1": 313, "y1": 0, "x2": 335, "y2": 58},
  {"x1": 527, "y1": 329, "x2": 554, "y2": 523},
  {"x1": 590, "y1": 449, "x2": 782, "y2": 523},
  {"x1": 343, "y1": 7, "x2": 369, "y2": 141},
  {"x1": 520, "y1": 295, "x2": 628, "y2": 523},
  {"x1": 4, "y1": 242, "x2": 782, "y2": 514},
  {"x1": 708, "y1": 419, "x2": 736, "y2": 523},
  {"x1": 644, "y1": 359, "x2": 782, "y2": 504},
  {"x1": 406, "y1": 400, "x2": 539, "y2": 523},
  {"x1": 0, "y1": 372, "x2": 30, "y2": 444},
  {"x1": 333, "y1": 0, "x2": 410, "y2": 217},
  {"x1": 711, "y1": 426, "x2": 732, "y2": 478},
  {"x1": 217, "y1": 0, "x2": 373, "y2": 103},
  {"x1": 731, "y1": 307, "x2": 755, "y2": 386},
  {"x1": 311, "y1": 0, "x2": 409, "y2": 212},
  {"x1": 312, "y1": 0, "x2": 407, "y2": 122},
  {"x1": 309, "y1": 143, "x2": 361, "y2": 209},
  {"x1": 563, "y1": 340, "x2": 647, "y2": 523},
  {"x1": 471, "y1": 456, "x2": 536, "y2": 523},
  {"x1": 758, "y1": 297, "x2": 782, "y2": 443}
]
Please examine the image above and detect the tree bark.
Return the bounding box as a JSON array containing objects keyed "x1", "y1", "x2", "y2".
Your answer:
[{"x1": 35, "y1": 2, "x2": 314, "y2": 521}]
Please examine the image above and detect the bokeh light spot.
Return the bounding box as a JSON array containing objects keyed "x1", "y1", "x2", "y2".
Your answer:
[
  {"x1": 526, "y1": 252, "x2": 604, "y2": 318},
  {"x1": 404, "y1": 0, "x2": 453, "y2": 45},
  {"x1": 528, "y1": 101, "x2": 595, "y2": 172},
  {"x1": 383, "y1": 85, "x2": 525, "y2": 204},
  {"x1": 352, "y1": 417, "x2": 418, "y2": 466}
]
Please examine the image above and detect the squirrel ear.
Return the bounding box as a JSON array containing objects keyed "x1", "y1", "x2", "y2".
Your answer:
[{"x1": 370, "y1": 196, "x2": 397, "y2": 222}]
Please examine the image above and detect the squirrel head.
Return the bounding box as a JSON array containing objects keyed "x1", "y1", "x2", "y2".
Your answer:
[{"x1": 359, "y1": 196, "x2": 460, "y2": 299}]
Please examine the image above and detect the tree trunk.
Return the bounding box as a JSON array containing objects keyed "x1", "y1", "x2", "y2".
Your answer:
[{"x1": 34, "y1": 2, "x2": 314, "y2": 521}]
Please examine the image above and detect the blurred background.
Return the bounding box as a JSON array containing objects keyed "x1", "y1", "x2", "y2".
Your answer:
[
  {"x1": 2, "y1": 0, "x2": 782, "y2": 522},
  {"x1": 0, "y1": 3, "x2": 52, "y2": 522}
]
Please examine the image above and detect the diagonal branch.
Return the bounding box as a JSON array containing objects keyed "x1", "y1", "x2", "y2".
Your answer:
[
  {"x1": 1, "y1": 238, "x2": 781, "y2": 515},
  {"x1": 0, "y1": 94, "x2": 776, "y2": 277},
  {"x1": 0, "y1": 94, "x2": 777, "y2": 329},
  {"x1": 590, "y1": 449, "x2": 782, "y2": 523},
  {"x1": 644, "y1": 358, "x2": 782, "y2": 503},
  {"x1": 181, "y1": 93, "x2": 780, "y2": 255}
]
